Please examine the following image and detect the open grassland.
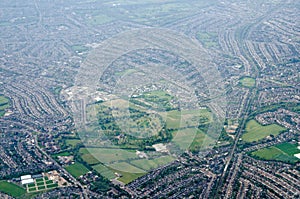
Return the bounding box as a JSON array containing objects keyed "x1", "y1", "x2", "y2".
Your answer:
[
  {"x1": 109, "y1": 162, "x2": 146, "y2": 173},
  {"x1": 172, "y1": 128, "x2": 215, "y2": 151},
  {"x1": 52, "y1": 151, "x2": 72, "y2": 158},
  {"x1": 130, "y1": 156, "x2": 175, "y2": 171},
  {"x1": 65, "y1": 162, "x2": 89, "y2": 178},
  {"x1": 81, "y1": 93, "x2": 213, "y2": 183},
  {"x1": 0, "y1": 95, "x2": 10, "y2": 117},
  {"x1": 239, "y1": 77, "x2": 256, "y2": 88},
  {"x1": 65, "y1": 139, "x2": 82, "y2": 147},
  {"x1": 165, "y1": 109, "x2": 211, "y2": 129},
  {"x1": 80, "y1": 148, "x2": 136, "y2": 164},
  {"x1": 251, "y1": 143, "x2": 300, "y2": 163},
  {"x1": 0, "y1": 181, "x2": 26, "y2": 198},
  {"x1": 242, "y1": 120, "x2": 286, "y2": 142},
  {"x1": 189, "y1": 129, "x2": 216, "y2": 151},
  {"x1": 92, "y1": 164, "x2": 116, "y2": 179},
  {"x1": 109, "y1": 167, "x2": 146, "y2": 185}
]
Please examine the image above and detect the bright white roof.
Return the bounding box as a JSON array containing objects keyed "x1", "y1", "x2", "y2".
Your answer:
[
  {"x1": 21, "y1": 175, "x2": 32, "y2": 180},
  {"x1": 294, "y1": 153, "x2": 300, "y2": 159},
  {"x1": 21, "y1": 178, "x2": 34, "y2": 185}
]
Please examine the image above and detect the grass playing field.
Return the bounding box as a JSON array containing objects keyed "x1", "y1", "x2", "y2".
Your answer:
[
  {"x1": 130, "y1": 156, "x2": 175, "y2": 171},
  {"x1": 0, "y1": 95, "x2": 10, "y2": 117},
  {"x1": 80, "y1": 148, "x2": 137, "y2": 164},
  {"x1": 239, "y1": 77, "x2": 256, "y2": 88},
  {"x1": 172, "y1": 128, "x2": 215, "y2": 151},
  {"x1": 109, "y1": 162, "x2": 146, "y2": 173},
  {"x1": 251, "y1": 142, "x2": 300, "y2": 164},
  {"x1": 0, "y1": 181, "x2": 26, "y2": 198},
  {"x1": 65, "y1": 139, "x2": 81, "y2": 147},
  {"x1": 92, "y1": 164, "x2": 116, "y2": 179},
  {"x1": 52, "y1": 151, "x2": 72, "y2": 158},
  {"x1": 242, "y1": 120, "x2": 286, "y2": 142},
  {"x1": 65, "y1": 162, "x2": 89, "y2": 178}
]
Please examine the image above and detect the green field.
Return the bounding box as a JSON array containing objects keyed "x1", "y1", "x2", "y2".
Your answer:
[
  {"x1": 47, "y1": 184, "x2": 58, "y2": 189},
  {"x1": 36, "y1": 181, "x2": 44, "y2": 186},
  {"x1": 80, "y1": 91, "x2": 213, "y2": 184},
  {"x1": 165, "y1": 109, "x2": 212, "y2": 129},
  {"x1": 65, "y1": 139, "x2": 82, "y2": 147},
  {"x1": 0, "y1": 181, "x2": 26, "y2": 198},
  {"x1": 131, "y1": 90, "x2": 175, "y2": 111},
  {"x1": 110, "y1": 168, "x2": 146, "y2": 185},
  {"x1": 0, "y1": 95, "x2": 10, "y2": 117},
  {"x1": 37, "y1": 185, "x2": 46, "y2": 190},
  {"x1": 117, "y1": 172, "x2": 145, "y2": 184},
  {"x1": 189, "y1": 129, "x2": 216, "y2": 151},
  {"x1": 35, "y1": 178, "x2": 44, "y2": 183},
  {"x1": 65, "y1": 162, "x2": 89, "y2": 178},
  {"x1": 26, "y1": 177, "x2": 59, "y2": 194},
  {"x1": 80, "y1": 148, "x2": 137, "y2": 164},
  {"x1": 91, "y1": 161, "x2": 146, "y2": 184},
  {"x1": 242, "y1": 120, "x2": 286, "y2": 142},
  {"x1": 52, "y1": 151, "x2": 72, "y2": 158},
  {"x1": 45, "y1": 180, "x2": 54, "y2": 185},
  {"x1": 239, "y1": 77, "x2": 256, "y2": 88},
  {"x1": 130, "y1": 156, "x2": 175, "y2": 171},
  {"x1": 28, "y1": 187, "x2": 36, "y2": 192},
  {"x1": 172, "y1": 128, "x2": 215, "y2": 151},
  {"x1": 92, "y1": 164, "x2": 116, "y2": 179},
  {"x1": 252, "y1": 143, "x2": 300, "y2": 163},
  {"x1": 28, "y1": 183, "x2": 36, "y2": 188}
]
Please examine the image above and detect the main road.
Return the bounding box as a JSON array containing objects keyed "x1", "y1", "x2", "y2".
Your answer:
[{"x1": 34, "y1": 135, "x2": 89, "y2": 199}]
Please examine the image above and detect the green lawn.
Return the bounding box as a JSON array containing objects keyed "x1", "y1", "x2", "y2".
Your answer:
[
  {"x1": 92, "y1": 164, "x2": 116, "y2": 179},
  {"x1": 37, "y1": 185, "x2": 46, "y2": 190},
  {"x1": 26, "y1": 176, "x2": 59, "y2": 194},
  {"x1": 252, "y1": 142, "x2": 300, "y2": 163},
  {"x1": 52, "y1": 151, "x2": 72, "y2": 158},
  {"x1": 28, "y1": 187, "x2": 36, "y2": 192},
  {"x1": 107, "y1": 162, "x2": 146, "y2": 184},
  {"x1": 165, "y1": 109, "x2": 211, "y2": 129},
  {"x1": 80, "y1": 148, "x2": 136, "y2": 164},
  {"x1": 130, "y1": 156, "x2": 175, "y2": 171},
  {"x1": 239, "y1": 77, "x2": 256, "y2": 88},
  {"x1": 242, "y1": 120, "x2": 286, "y2": 142},
  {"x1": 276, "y1": 143, "x2": 300, "y2": 156},
  {"x1": 36, "y1": 181, "x2": 44, "y2": 186},
  {"x1": 117, "y1": 172, "x2": 145, "y2": 184},
  {"x1": 47, "y1": 184, "x2": 58, "y2": 188},
  {"x1": 0, "y1": 181, "x2": 26, "y2": 198},
  {"x1": 171, "y1": 128, "x2": 214, "y2": 151},
  {"x1": 65, "y1": 139, "x2": 82, "y2": 147},
  {"x1": 45, "y1": 180, "x2": 54, "y2": 185},
  {"x1": 189, "y1": 129, "x2": 215, "y2": 151},
  {"x1": 109, "y1": 167, "x2": 145, "y2": 185},
  {"x1": 65, "y1": 162, "x2": 89, "y2": 178},
  {"x1": 0, "y1": 95, "x2": 10, "y2": 117},
  {"x1": 109, "y1": 162, "x2": 146, "y2": 173},
  {"x1": 28, "y1": 183, "x2": 36, "y2": 188},
  {"x1": 172, "y1": 128, "x2": 198, "y2": 150},
  {"x1": 35, "y1": 178, "x2": 44, "y2": 183}
]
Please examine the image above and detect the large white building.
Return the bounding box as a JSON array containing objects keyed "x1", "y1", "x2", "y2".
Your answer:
[{"x1": 21, "y1": 175, "x2": 34, "y2": 185}]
